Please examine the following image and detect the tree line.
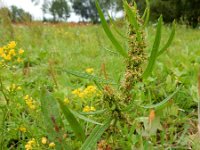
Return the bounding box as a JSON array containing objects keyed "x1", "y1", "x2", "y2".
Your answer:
[
  {"x1": 40, "y1": 0, "x2": 200, "y2": 27},
  {"x1": 1, "y1": 0, "x2": 200, "y2": 27}
]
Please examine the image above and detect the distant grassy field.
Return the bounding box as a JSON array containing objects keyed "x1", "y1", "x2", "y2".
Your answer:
[{"x1": 0, "y1": 22, "x2": 200, "y2": 149}]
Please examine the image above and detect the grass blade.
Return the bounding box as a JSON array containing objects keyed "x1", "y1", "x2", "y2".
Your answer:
[
  {"x1": 95, "y1": 1, "x2": 128, "y2": 57},
  {"x1": 70, "y1": 109, "x2": 103, "y2": 125},
  {"x1": 57, "y1": 99, "x2": 86, "y2": 141},
  {"x1": 80, "y1": 117, "x2": 112, "y2": 150},
  {"x1": 142, "y1": 16, "x2": 163, "y2": 79},
  {"x1": 157, "y1": 21, "x2": 176, "y2": 56},
  {"x1": 140, "y1": 86, "x2": 181, "y2": 109}
]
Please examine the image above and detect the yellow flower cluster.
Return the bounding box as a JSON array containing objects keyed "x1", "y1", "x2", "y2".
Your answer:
[
  {"x1": 72, "y1": 85, "x2": 97, "y2": 98},
  {"x1": 85, "y1": 68, "x2": 94, "y2": 74},
  {"x1": 41, "y1": 137, "x2": 55, "y2": 148},
  {"x1": 7, "y1": 84, "x2": 22, "y2": 92},
  {"x1": 23, "y1": 95, "x2": 36, "y2": 110},
  {"x1": 19, "y1": 126, "x2": 27, "y2": 133},
  {"x1": 25, "y1": 138, "x2": 36, "y2": 150},
  {"x1": 0, "y1": 41, "x2": 24, "y2": 65},
  {"x1": 83, "y1": 106, "x2": 96, "y2": 112}
]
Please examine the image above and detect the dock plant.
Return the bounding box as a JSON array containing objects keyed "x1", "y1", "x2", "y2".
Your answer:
[
  {"x1": 46, "y1": 0, "x2": 177, "y2": 149},
  {"x1": 0, "y1": 0, "x2": 181, "y2": 149}
]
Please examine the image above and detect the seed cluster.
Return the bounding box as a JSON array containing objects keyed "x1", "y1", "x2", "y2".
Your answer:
[{"x1": 121, "y1": 7, "x2": 146, "y2": 103}]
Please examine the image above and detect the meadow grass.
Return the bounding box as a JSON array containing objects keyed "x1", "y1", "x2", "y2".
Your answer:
[{"x1": 0, "y1": 22, "x2": 200, "y2": 149}]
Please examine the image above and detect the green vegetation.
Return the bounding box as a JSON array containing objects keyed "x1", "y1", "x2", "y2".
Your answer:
[
  {"x1": 0, "y1": 21, "x2": 199, "y2": 149},
  {"x1": 0, "y1": 1, "x2": 200, "y2": 149}
]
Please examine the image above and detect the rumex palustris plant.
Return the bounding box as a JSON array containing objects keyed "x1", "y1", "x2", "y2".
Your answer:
[{"x1": 39, "y1": 0, "x2": 177, "y2": 149}]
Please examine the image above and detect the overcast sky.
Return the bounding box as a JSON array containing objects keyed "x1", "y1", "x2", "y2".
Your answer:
[
  {"x1": 0, "y1": 0, "x2": 123, "y2": 22},
  {"x1": 1, "y1": 0, "x2": 79, "y2": 21}
]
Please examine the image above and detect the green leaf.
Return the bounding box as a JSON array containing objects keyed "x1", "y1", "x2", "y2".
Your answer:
[
  {"x1": 64, "y1": 69, "x2": 117, "y2": 85},
  {"x1": 144, "y1": 8, "x2": 150, "y2": 28},
  {"x1": 80, "y1": 117, "x2": 112, "y2": 150},
  {"x1": 70, "y1": 109, "x2": 103, "y2": 125},
  {"x1": 57, "y1": 99, "x2": 86, "y2": 141},
  {"x1": 40, "y1": 89, "x2": 71, "y2": 149},
  {"x1": 80, "y1": 109, "x2": 107, "y2": 115},
  {"x1": 107, "y1": 12, "x2": 129, "y2": 40},
  {"x1": 93, "y1": 79, "x2": 104, "y2": 91},
  {"x1": 142, "y1": 16, "x2": 163, "y2": 79},
  {"x1": 123, "y1": 1, "x2": 142, "y2": 42},
  {"x1": 157, "y1": 21, "x2": 176, "y2": 56},
  {"x1": 140, "y1": 86, "x2": 181, "y2": 109},
  {"x1": 142, "y1": 8, "x2": 147, "y2": 20},
  {"x1": 144, "y1": 0, "x2": 150, "y2": 27},
  {"x1": 95, "y1": 1, "x2": 128, "y2": 57}
]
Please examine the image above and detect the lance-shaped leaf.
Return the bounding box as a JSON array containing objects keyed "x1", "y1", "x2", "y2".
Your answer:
[
  {"x1": 157, "y1": 21, "x2": 176, "y2": 56},
  {"x1": 70, "y1": 109, "x2": 103, "y2": 125},
  {"x1": 142, "y1": 16, "x2": 163, "y2": 79},
  {"x1": 57, "y1": 99, "x2": 86, "y2": 141},
  {"x1": 143, "y1": 8, "x2": 150, "y2": 28},
  {"x1": 107, "y1": 12, "x2": 129, "y2": 40},
  {"x1": 95, "y1": 1, "x2": 128, "y2": 57},
  {"x1": 80, "y1": 117, "x2": 112, "y2": 150},
  {"x1": 80, "y1": 109, "x2": 107, "y2": 115},
  {"x1": 140, "y1": 86, "x2": 181, "y2": 109},
  {"x1": 142, "y1": 0, "x2": 150, "y2": 28},
  {"x1": 40, "y1": 89, "x2": 71, "y2": 149},
  {"x1": 123, "y1": 1, "x2": 142, "y2": 42},
  {"x1": 64, "y1": 69, "x2": 117, "y2": 85}
]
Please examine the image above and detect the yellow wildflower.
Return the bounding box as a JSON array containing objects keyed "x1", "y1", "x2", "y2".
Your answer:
[
  {"x1": 24, "y1": 95, "x2": 29, "y2": 100},
  {"x1": 72, "y1": 88, "x2": 81, "y2": 95},
  {"x1": 0, "y1": 47, "x2": 3, "y2": 55},
  {"x1": 24, "y1": 95, "x2": 36, "y2": 110},
  {"x1": 27, "y1": 138, "x2": 36, "y2": 145},
  {"x1": 83, "y1": 106, "x2": 90, "y2": 112},
  {"x1": 25, "y1": 138, "x2": 36, "y2": 150},
  {"x1": 4, "y1": 54, "x2": 11, "y2": 61},
  {"x1": 41, "y1": 137, "x2": 47, "y2": 145},
  {"x1": 64, "y1": 98, "x2": 70, "y2": 104},
  {"x1": 25, "y1": 144, "x2": 32, "y2": 150},
  {"x1": 49, "y1": 142, "x2": 56, "y2": 148},
  {"x1": 19, "y1": 126, "x2": 27, "y2": 133},
  {"x1": 85, "y1": 68, "x2": 94, "y2": 74},
  {"x1": 72, "y1": 88, "x2": 84, "y2": 98},
  {"x1": 19, "y1": 48, "x2": 24, "y2": 54},
  {"x1": 7, "y1": 41, "x2": 16, "y2": 49},
  {"x1": 83, "y1": 106, "x2": 96, "y2": 112},
  {"x1": 26, "y1": 99, "x2": 36, "y2": 110},
  {"x1": 17, "y1": 57, "x2": 23, "y2": 63},
  {"x1": 1, "y1": 53, "x2": 6, "y2": 58},
  {"x1": 17, "y1": 86, "x2": 22, "y2": 90},
  {"x1": 90, "y1": 106, "x2": 96, "y2": 111},
  {"x1": 82, "y1": 85, "x2": 97, "y2": 97},
  {"x1": 9, "y1": 49, "x2": 16, "y2": 56}
]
